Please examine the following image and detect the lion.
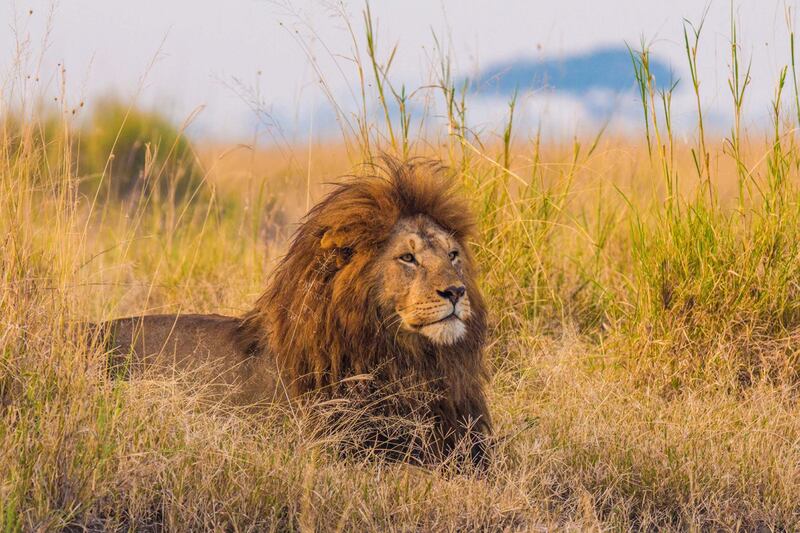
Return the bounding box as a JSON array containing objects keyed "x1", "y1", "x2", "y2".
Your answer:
[{"x1": 99, "y1": 157, "x2": 492, "y2": 467}]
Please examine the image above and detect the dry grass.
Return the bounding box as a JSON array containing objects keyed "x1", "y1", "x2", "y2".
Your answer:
[{"x1": 5, "y1": 7, "x2": 800, "y2": 531}]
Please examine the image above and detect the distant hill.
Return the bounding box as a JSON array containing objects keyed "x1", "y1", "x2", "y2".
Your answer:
[{"x1": 468, "y1": 46, "x2": 674, "y2": 96}]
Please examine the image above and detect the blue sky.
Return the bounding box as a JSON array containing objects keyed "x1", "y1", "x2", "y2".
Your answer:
[{"x1": 1, "y1": 1, "x2": 796, "y2": 142}]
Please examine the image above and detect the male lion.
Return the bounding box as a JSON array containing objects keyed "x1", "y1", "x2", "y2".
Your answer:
[{"x1": 100, "y1": 158, "x2": 491, "y2": 466}]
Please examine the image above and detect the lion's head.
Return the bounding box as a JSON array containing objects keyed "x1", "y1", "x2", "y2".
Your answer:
[
  {"x1": 239, "y1": 157, "x2": 490, "y2": 464},
  {"x1": 373, "y1": 213, "x2": 473, "y2": 346}
]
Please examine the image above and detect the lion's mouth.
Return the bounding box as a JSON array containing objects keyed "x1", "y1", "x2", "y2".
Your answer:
[
  {"x1": 412, "y1": 312, "x2": 461, "y2": 329},
  {"x1": 413, "y1": 312, "x2": 468, "y2": 345}
]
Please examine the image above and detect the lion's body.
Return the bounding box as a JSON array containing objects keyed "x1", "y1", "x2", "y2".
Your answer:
[
  {"x1": 101, "y1": 314, "x2": 282, "y2": 405},
  {"x1": 100, "y1": 158, "x2": 492, "y2": 466}
]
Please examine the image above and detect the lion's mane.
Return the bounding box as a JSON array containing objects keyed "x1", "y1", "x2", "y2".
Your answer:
[{"x1": 238, "y1": 157, "x2": 491, "y2": 460}]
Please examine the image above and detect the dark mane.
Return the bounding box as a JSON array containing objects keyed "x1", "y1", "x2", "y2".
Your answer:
[{"x1": 237, "y1": 156, "x2": 490, "y2": 462}]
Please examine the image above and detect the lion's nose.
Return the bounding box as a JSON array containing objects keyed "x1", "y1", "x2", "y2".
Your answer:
[{"x1": 437, "y1": 285, "x2": 466, "y2": 305}]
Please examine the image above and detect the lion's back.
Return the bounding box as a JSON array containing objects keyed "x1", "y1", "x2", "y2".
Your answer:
[{"x1": 97, "y1": 313, "x2": 282, "y2": 405}]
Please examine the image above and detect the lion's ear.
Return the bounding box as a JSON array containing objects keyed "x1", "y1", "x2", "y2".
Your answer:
[
  {"x1": 320, "y1": 227, "x2": 355, "y2": 267},
  {"x1": 320, "y1": 226, "x2": 353, "y2": 250}
]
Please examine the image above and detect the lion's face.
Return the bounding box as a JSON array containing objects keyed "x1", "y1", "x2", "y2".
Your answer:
[{"x1": 374, "y1": 214, "x2": 472, "y2": 345}]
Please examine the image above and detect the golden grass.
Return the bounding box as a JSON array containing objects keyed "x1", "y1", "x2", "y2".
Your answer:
[
  {"x1": 4, "y1": 125, "x2": 800, "y2": 529},
  {"x1": 5, "y1": 8, "x2": 800, "y2": 531}
]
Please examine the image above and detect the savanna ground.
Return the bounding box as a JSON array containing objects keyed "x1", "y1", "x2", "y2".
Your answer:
[{"x1": 4, "y1": 8, "x2": 800, "y2": 532}]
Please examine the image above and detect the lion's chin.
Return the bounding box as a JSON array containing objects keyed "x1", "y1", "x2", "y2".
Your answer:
[{"x1": 418, "y1": 316, "x2": 467, "y2": 345}]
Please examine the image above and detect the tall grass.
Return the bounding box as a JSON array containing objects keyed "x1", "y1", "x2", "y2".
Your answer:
[{"x1": 4, "y1": 4, "x2": 800, "y2": 530}]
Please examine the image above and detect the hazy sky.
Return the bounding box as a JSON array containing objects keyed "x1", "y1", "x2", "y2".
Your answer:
[{"x1": 1, "y1": 1, "x2": 796, "y2": 142}]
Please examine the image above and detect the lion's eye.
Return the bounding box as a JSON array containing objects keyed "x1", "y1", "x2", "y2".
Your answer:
[
  {"x1": 398, "y1": 253, "x2": 416, "y2": 264},
  {"x1": 449, "y1": 250, "x2": 459, "y2": 261}
]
